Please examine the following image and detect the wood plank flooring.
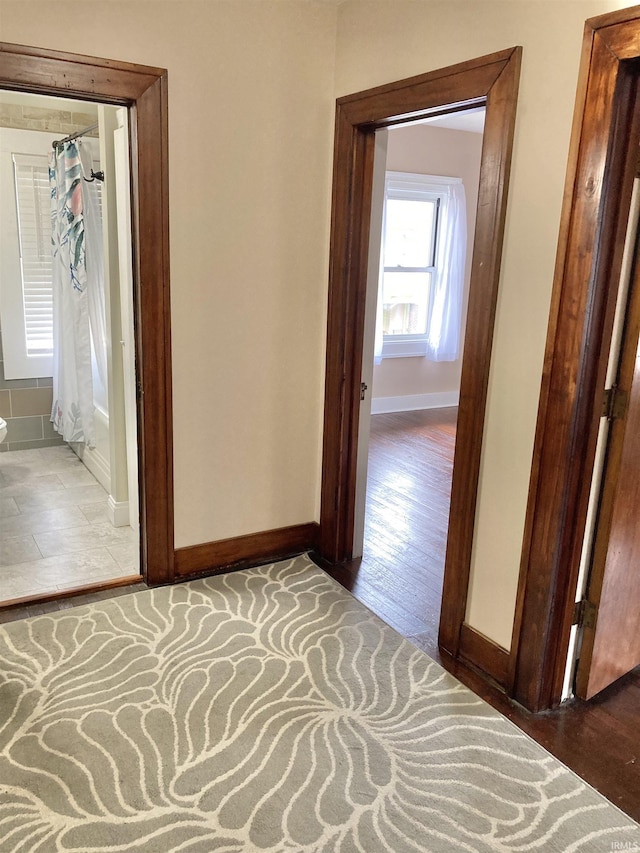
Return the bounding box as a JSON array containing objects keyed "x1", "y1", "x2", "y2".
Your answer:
[
  {"x1": 1, "y1": 408, "x2": 638, "y2": 822},
  {"x1": 322, "y1": 408, "x2": 640, "y2": 823},
  {"x1": 329, "y1": 408, "x2": 456, "y2": 649}
]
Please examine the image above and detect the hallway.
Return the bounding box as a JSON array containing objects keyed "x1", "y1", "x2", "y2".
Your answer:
[
  {"x1": 322, "y1": 407, "x2": 640, "y2": 823},
  {"x1": 1, "y1": 408, "x2": 638, "y2": 821}
]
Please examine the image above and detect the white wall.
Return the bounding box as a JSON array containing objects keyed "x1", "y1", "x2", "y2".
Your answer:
[
  {"x1": 334, "y1": 0, "x2": 634, "y2": 649},
  {"x1": 4, "y1": 0, "x2": 638, "y2": 652},
  {"x1": 373, "y1": 122, "x2": 483, "y2": 407},
  {"x1": 0, "y1": 0, "x2": 338, "y2": 548}
]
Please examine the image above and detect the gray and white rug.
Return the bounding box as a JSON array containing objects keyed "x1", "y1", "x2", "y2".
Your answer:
[{"x1": 0, "y1": 555, "x2": 638, "y2": 852}]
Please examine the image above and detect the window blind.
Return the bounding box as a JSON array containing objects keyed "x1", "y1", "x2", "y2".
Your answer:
[{"x1": 12, "y1": 153, "x2": 53, "y2": 357}]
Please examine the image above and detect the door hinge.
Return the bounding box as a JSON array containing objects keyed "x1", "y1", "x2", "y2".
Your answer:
[
  {"x1": 360, "y1": 382, "x2": 368, "y2": 401},
  {"x1": 601, "y1": 384, "x2": 627, "y2": 421},
  {"x1": 573, "y1": 598, "x2": 597, "y2": 629}
]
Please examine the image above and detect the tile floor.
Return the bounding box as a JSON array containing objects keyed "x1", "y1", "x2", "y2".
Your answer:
[{"x1": 0, "y1": 444, "x2": 140, "y2": 602}]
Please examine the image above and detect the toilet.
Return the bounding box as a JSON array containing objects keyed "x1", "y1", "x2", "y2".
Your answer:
[{"x1": 0, "y1": 417, "x2": 6, "y2": 444}]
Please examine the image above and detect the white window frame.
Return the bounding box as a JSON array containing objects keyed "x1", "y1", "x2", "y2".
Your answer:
[
  {"x1": 0, "y1": 129, "x2": 101, "y2": 381},
  {"x1": 13, "y1": 153, "x2": 54, "y2": 362},
  {"x1": 380, "y1": 171, "x2": 459, "y2": 359},
  {"x1": 0, "y1": 128, "x2": 58, "y2": 379}
]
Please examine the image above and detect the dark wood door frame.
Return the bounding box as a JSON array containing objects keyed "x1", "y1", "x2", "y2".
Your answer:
[
  {"x1": 0, "y1": 42, "x2": 174, "y2": 586},
  {"x1": 512, "y1": 7, "x2": 640, "y2": 712},
  {"x1": 317, "y1": 48, "x2": 522, "y2": 661},
  {"x1": 575, "y1": 205, "x2": 640, "y2": 700}
]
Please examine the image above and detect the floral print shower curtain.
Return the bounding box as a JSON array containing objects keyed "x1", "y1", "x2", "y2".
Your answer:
[{"x1": 49, "y1": 140, "x2": 95, "y2": 446}]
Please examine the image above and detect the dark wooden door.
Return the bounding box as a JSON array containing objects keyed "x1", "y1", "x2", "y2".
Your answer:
[{"x1": 576, "y1": 210, "x2": 640, "y2": 699}]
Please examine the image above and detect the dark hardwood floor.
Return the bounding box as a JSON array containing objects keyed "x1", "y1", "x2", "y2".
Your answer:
[
  {"x1": 326, "y1": 408, "x2": 456, "y2": 652},
  {"x1": 1, "y1": 409, "x2": 638, "y2": 822},
  {"x1": 322, "y1": 407, "x2": 640, "y2": 823}
]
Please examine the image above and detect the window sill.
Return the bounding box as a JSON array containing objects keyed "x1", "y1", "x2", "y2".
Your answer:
[{"x1": 380, "y1": 337, "x2": 428, "y2": 359}]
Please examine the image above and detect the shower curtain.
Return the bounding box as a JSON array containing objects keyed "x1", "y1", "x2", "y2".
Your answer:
[{"x1": 49, "y1": 139, "x2": 106, "y2": 447}]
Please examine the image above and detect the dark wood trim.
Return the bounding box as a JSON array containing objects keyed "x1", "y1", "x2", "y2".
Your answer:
[
  {"x1": 336, "y1": 52, "x2": 514, "y2": 125},
  {"x1": 458, "y1": 623, "x2": 511, "y2": 689},
  {"x1": 0, "y1": 42, "x2": 164, "y2": 100},
  {"x1": 318, "y1": 48, "x2": 522, "y2": 665},
  {"x1": 174, "y1": 523, "x2": 319, "y2": 578},
  {"x1": 0, "y1": 575, "x2": 143, "y2": 611},
  {"x1": 575, "y1": 216, "x2": 640, "y2": 699},
  {"x1": 512, "y1": 8, "x2": 640, "y2": 712},
  {"x1": 439, "y1": 51, "x2": 521, "y2": 660},
  {"x1": 0, "y1": 42, "x2": 174, "y2": 588},
  {"x1": 132, "y1": 74, "x2": 174, "y2": 585}
]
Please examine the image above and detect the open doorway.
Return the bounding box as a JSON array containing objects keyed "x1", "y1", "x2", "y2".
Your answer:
[
  {"x1": 0, "y1": 90, "x2": 140, "y2": 603},
  {"x1": 316, "y1": 48, "x2": 521, "y2": 682},
  {"x1": 348, "y1": 114, "x2": 484, "y2": 655},
  {"x1": 0, "y1": 42, "x2": 174, "y2": 595}
]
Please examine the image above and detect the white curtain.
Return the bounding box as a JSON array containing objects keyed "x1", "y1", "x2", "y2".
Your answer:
[
  {"x1": 373, "y1": 295, "x2": 384, "y2": 365},
  {"x1": 49, "y1": 139, "x2": 105, "y2": 447},
  {"x1": 373, "y1": 196, "x2": 388, "y2": 366},
  {"x1": 426, "y1": 181, "x2": 467, "y2": 361}
]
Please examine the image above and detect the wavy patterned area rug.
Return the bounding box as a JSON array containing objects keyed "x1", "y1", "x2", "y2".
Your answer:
[{"x1": 1, "y1": 555, "x2": 639, "y2": 852}]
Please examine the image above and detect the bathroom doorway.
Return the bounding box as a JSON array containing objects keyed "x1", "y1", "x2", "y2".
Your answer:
[
  {"x1": 0, "y1": 90, "x2": 140, "y2": 603},
  {"x1": 0, "y1": 42, "x2": 174, "y2": 592}
]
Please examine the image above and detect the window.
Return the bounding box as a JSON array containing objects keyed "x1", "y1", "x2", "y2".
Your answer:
[
  {"x1": 0, "y1": 129, "x2": 57, "y2": 379},
  {"x1": 376, "y1": 171, "x2": 466, "y2": 361},
  {"x1": 13, "y1": 153, "x2": 54, "y2": 361},
  {"x1": 0, "y1": 129, "x2": 102, "y2": 380}
]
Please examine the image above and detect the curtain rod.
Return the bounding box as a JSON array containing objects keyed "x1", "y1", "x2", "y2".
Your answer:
[{"x1": 52, "y1": 122, "x2": 99, "y2": 150}]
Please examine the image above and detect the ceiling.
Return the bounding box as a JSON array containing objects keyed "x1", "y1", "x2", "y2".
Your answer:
[{"x1": 399, "y1": 107, "x2": 486, "y2": 135}]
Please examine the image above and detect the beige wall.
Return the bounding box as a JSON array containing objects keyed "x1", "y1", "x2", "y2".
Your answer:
[
  {"x1": 3, "y1": 0, "x2": 638, "y2": 651},
  {"x1": 335, "y1": 0, "x2": 634, "y2": 648},
  {"x1": 0, "y1": 0, "x2": 338, "y2": 547},
  {"x1": 374, "y1": 122, "x2": 483, "y2": 402}
]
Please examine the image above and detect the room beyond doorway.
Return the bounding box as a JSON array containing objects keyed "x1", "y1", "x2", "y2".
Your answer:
[
  {"x1": 326, "y1": 407, "x2": 457, "y2": 657},
  {"x1": 0, "y1": 42, "x2": 174, "y2": 589},
  {"x1": 0, "y1": 91, "x2": 141, "y2": 604},
  {"x1": 0, "y1": 445, "x2": 139, "y2": 602},
  {"x1": 317, "y1": 48, "x2": 522, "y2": 681}
]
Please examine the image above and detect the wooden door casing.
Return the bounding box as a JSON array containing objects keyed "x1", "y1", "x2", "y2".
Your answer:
[
  {"x1": 512, "y1": 7, "x2": 640, "y2": 711},
  {"x1": 0, "y1": 42, "x2": 174, "y2": 586},
  {"x1": 318, "y1": 47, "x2": 522, "y2": 670},
  {"x1": 576, "y1": 211, "x2": 640, "y2": 699}
]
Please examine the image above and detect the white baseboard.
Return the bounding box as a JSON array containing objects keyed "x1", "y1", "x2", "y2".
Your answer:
[
  {"x1": 108, "y1": 496, "x2": 130, "y2": 528},
  {"x1": 371, "y1": 390, "x2": 459, "y2": 415},
  {"x1": 79, "y1": 444, "x2": 110, "y2": 492},
  {"x1": 72, "y1": 407, "x2": 111, "y2": 492}
]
